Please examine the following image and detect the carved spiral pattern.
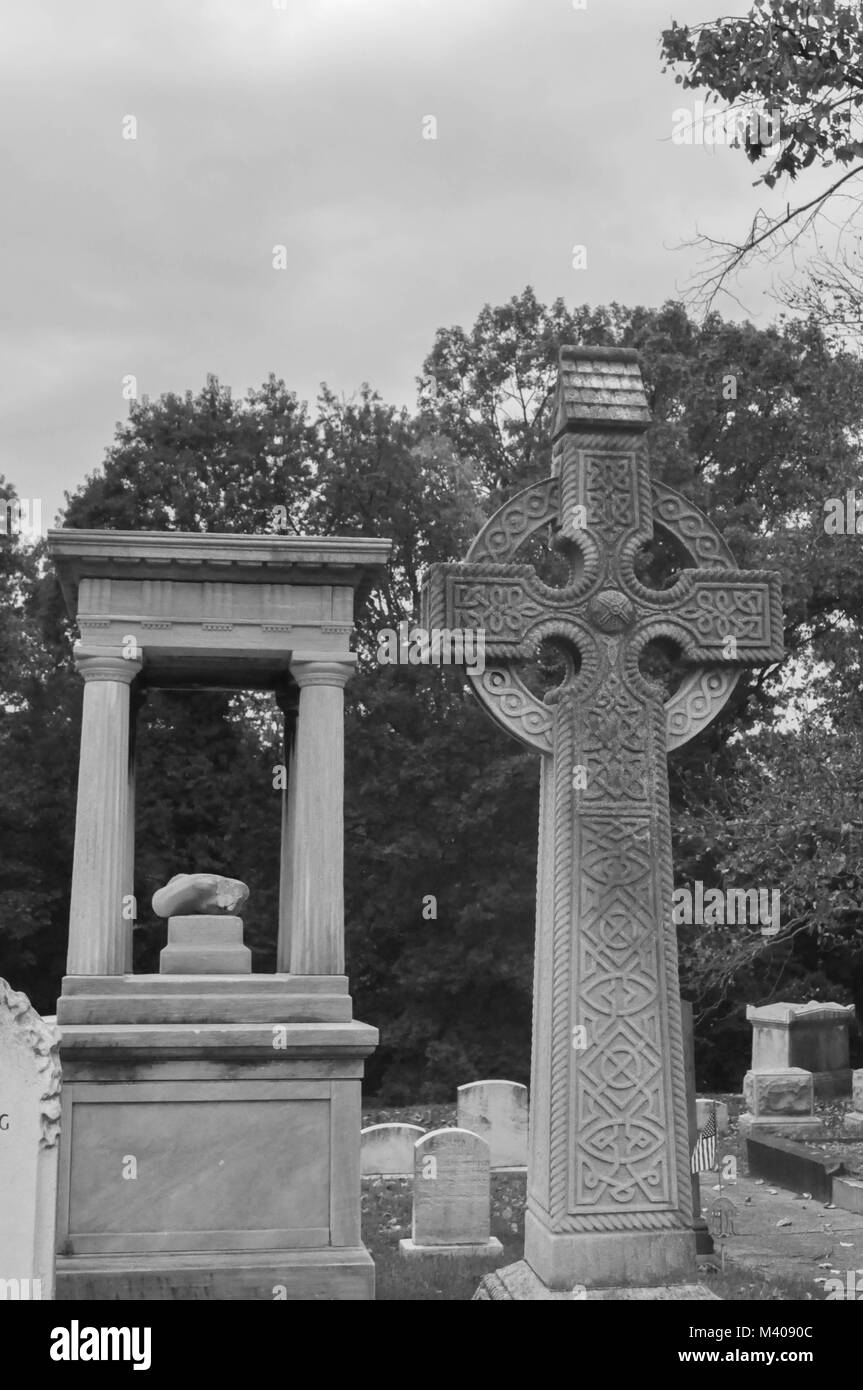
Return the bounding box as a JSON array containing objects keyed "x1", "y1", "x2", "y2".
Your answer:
[
  {"x1": 665, "y1": 667, "x2": 741, "y2": 753},
  {"x1": 468, "y1": 478, "x2": 559, "y2": 561},
  {"x1": 470, "y1": 666, "x2": 554, "y2": 751}
]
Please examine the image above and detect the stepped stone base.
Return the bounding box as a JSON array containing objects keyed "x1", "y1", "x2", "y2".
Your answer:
[
  {"x1": 473, "y1": 1261, "x2": 718, "y2": 1300},
  {"x1": 399, "y1": 1237, "x2": 503, "y2": 1260},
  {"x1": 56, "y1": 1247, "x2": 374, "y2": 1301},
  {"x1": 54, "y1": 974, "x2": 376, "y2": 1301},
  {"x1": 160, "y1": 914, "x2": 251, "y2": 974}
]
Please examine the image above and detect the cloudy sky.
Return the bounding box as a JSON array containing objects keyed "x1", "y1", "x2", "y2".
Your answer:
[{"x1": 2, "y1": 0, "x2": 797, "y2": 529}]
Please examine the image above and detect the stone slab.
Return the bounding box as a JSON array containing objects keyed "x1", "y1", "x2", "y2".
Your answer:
[
  {"x1": 456, "y1": 1080, "x2": 528, "y2": 1168},
  {"x1": 840, "y1": 1110, "x2": 863, "y2": 1139},
  {"x1": 473, "y1": 1261, "x2": 718, "y2": 1300},
  {"x1": 854, "y1": 1069, "x2": 863, "y2": 1111},
  {"x1": 361, "y1": 1123, "x2": 426, "y2": 1177},
  {"x1": 61, "y1": 974, "x2": 349, "y2": 996},
  {"x1": 399, "y1": 1236, "x2": 503, "y2": 1260},
  {"x1": 833, "y1": 1177, "x2": 863, "y2": 1215},
  {"x1": 745, "y1": 1132, "x2": 844, "y2": 1201},
  {"x1": 57, "y1": 992, "x2": 352, "y2": 1026},
  {"x1": 737, "y1": 1114, "x2": 826, "y2": 1141},
  {"x1": 55, "y1": 1247, "x2": 374, "y2": 1300}
]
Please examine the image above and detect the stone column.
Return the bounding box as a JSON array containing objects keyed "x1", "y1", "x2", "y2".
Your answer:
[
  {"x1": 67, "y1": 649, "x2": 142, "y2": 976},
  {"x1": 123, "y1": 687, "x2": 145, "y2": 972},
  {"x1": 287, "y1": 657, "x2": 355, "y2": 975},
  {"x1": 275, "y1": 683, "x2": 299, "y2": 973}
]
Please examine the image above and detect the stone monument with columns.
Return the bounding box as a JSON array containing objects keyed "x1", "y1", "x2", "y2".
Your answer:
[
  {"x1": 423, "y1": 347, "x2": 784, "y2": 1298},
  {"x1": 47, "y1": 529, "x2": 390, "y2": 1300}
]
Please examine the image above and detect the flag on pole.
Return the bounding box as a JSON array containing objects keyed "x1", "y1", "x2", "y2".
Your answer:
[{"x1": 691, "y1": 1101, "x2": 717, "y2": 1174}]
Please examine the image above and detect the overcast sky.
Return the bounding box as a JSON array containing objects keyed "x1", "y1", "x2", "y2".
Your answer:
[{"x1": 2, "y1": 0, "x2": 795, "y2": 529}]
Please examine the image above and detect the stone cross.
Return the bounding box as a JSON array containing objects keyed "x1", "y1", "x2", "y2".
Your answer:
[{"x1": 423, "y1": 347, "x2": 783, "y2": 1296}]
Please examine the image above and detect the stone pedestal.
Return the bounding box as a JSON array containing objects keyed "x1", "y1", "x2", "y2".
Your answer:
[
  {"x1": 746, "y1": 1002, "x2": 855, "y2": 1098},
  {"x1": 159, "y1": 915, "x2": 252, "y2": 975},
  {"x1": 739, "y1": 1067, "x2": 823, "y2": 1139},
  {"x1": 54, "y1": 975, "x2": 376, "y2": 1300}
]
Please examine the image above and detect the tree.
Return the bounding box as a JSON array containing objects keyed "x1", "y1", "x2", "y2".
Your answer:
[
  {"x1": 660, "y1": 0, "x2": 863, "y2": 314},
  {"x1": 5, "y1": 293, "x2": 863, "y2": 1091}
]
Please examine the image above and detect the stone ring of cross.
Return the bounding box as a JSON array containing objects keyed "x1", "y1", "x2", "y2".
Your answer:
[{"x1": 424, "y1": 463, "x2": 783, "y2": 756}]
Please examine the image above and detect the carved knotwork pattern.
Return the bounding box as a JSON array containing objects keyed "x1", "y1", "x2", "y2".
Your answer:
[
  {"x1": 674, "y1": 583, "x2": 773, "y2": 647},
  {"x1": 579, "y1": 660, "x2": 648, "y2": 805},
  {"x1": 574, "y1": 814, "x2": 671, "y2": 1210},
  {"x1": 585, "y1": 455, "x2": 638, "y2": 538},
  {"x1": 651, "y1": 482, "x2": 736, "y2": 570},
  {"x1": 422, "y1": 394, "x2": 782, "y2": 1237},
  {"x1": 471, "y1": 666, "x2": 554, "y2": 752},
  {"x1": 468, "y1": 477, "x2": 559, "y2": 562},
  {"x1": 452, "y1": 580, "x2": 544, "y2": 640},
  {"x1": 565, "y1": 637, "x2": 675, "y2": 1214},
  {"x1": 665, "y1": 667, "x2": 740, "y2": 753}
]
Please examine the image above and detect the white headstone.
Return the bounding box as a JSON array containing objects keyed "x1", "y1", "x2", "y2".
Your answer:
[
  {"x1": 0, "y1": 980, "x2": 62, "y2": 1300},
  {"x1": 695, "y1": 1098, "x2": 730, "y2": 1134},
  {"x1": 399, "y1": 1127, "x2": 502, "y2": 1258},
  {"x1": 361, "y1": 1123, "x2": 425, "y2": 1176},
  {"x1": 457, "y1": 1080, "x2": 528, "y2": 1168}
]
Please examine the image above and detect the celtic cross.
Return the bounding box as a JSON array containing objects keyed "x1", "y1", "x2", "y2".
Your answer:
[{"x1": 422, "y1": 346, "x2": 783, "y2": 1294}]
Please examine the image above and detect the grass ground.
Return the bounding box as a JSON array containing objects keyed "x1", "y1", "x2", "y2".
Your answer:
[{"x1": 360, "y1": 1102, "x2": 844, "y2": 1300}]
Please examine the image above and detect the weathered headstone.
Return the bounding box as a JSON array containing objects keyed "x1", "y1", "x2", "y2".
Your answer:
[
  {"x1": 457, "y1": 1080, "x2": 528, "y2": 1169},
  {"x1": 695, "y1": 1098, "x2": 729, "y2": 1134},
  {"x1": 423, "y1": 346, "x2": 783, "y2": 1299},
  {"x1": 361, "y1": 1123, "x2": 426, "y2": 1177},
  {"x1": 0, "y1": 980, "x2": 62, "y2": 1300},
  {"x1": 399, "y1": 1128, "x2": 503, "y2": 1259}
]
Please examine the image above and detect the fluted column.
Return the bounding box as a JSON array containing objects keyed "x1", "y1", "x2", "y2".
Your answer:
[
  {"x1": 67, "y1": 648, "x2": 142, "y2": 975},
  {"x1": 275, "y1": 683, "x2": 299, "y2": 973},
  {"x1": 288, "y1": 656, "x2": 355, "y2": 974},
  {"x1": 124, "y1": 687, "x2": 145, "y2": 972}
]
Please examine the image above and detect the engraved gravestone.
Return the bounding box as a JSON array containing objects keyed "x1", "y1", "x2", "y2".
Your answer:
[
  {"x1": 423, "y1": 347, "x2": 784, "y2": 1298},
  {"x1": 399, "y1": 1128, "x2": 503, "y2": 1258},
  {"x1": 0, "y1": 980, "x2": 62, "y2": 1299},
  {"x1": 457, "y1": 1080, "x2": 528, "y2": 1168}
]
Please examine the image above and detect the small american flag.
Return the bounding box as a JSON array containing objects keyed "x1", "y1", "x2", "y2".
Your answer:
[{"x1": 691, "y1": 1102, "x2": 717, "y2": 1174}]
